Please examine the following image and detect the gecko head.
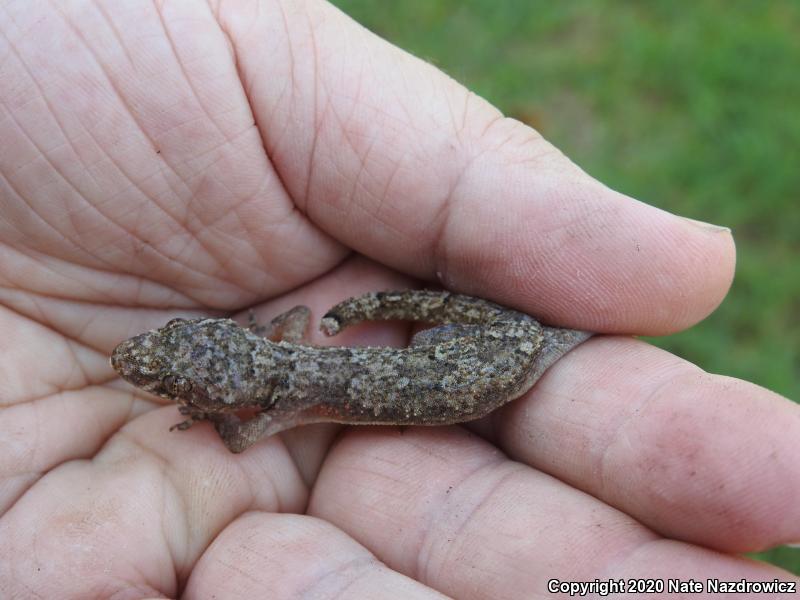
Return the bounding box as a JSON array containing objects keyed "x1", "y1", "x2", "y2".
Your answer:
[{"x1": 110, "y1": 317, "x2": 263, "y2": 413}]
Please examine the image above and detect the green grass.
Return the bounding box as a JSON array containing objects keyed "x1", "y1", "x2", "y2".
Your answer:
[{"x1": 330, "y1": 0, "x2": 799, "y2": 576}]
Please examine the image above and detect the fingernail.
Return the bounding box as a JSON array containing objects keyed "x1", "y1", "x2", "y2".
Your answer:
[{"x1": 679, "y1": 216, "x2": 731, "y2": 234}]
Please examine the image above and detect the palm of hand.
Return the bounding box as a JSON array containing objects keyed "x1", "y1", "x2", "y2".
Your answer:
[{"x1": 1, "y1": 3, "x2": 797, "y2": 597}]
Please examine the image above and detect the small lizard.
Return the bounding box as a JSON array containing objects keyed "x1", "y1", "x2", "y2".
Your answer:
[{"x1": 110, "y1": 290, "x2": 592, "y2": 453}]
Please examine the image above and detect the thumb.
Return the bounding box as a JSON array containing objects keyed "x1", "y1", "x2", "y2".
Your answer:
[{"x1": 223, "y1": 0, "x2": 734, "y2": 335}]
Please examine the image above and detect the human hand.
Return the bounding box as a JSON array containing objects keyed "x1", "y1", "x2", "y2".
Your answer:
[{"x1": 1, "y1": 2, "x2": 797, "y2": 598}]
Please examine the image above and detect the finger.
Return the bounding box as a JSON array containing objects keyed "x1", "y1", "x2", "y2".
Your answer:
[
  {"x1": 223, "y1": 0, "x2": 734, "y2": 334},
  {"x1": 491, "y1": 336, "x2": 800, "y2": 552},
  {"x1": 185, "y1": 512, "x2": 449, "y2": 599},
  {"x1": 0, "y1": 407, "x2": 308, "y2": 597},
  {"x1": 308, "y1": 428, "x2": 794, "y2": 600},
  {"x1": 0, "y1": 306, "x2": 144, "y2": 513}
]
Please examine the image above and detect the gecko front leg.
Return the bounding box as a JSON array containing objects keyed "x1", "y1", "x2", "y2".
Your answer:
[
  {"x1": 210, "y1": 412, "x2": 276, "y2": 453},
  {"x1": 249, "y1": 305, "x2": 311, "y2": 343},
  {"x1": 210, "y1": 404, "x2": 314, "y2": 453},
  {"x1": 205, "y1": 304, "x2": 314, "y2": 452}
]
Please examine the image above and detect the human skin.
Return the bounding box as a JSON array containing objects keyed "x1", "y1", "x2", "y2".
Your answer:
[{"x1": 0, "y1": 1, "x2": 797, "y2": 598}]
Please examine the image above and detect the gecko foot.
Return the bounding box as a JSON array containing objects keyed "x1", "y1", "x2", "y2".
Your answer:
[
  {"x1": 169, "y1": 419, "x2": 195, "y2": 431},
  {"x1": 248, "y1": 305, "x2": 311, "y2": 343}
]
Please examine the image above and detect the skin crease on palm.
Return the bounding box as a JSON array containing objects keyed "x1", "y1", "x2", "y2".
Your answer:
[{"x1": 0, "y1": 0, "x2": 798, "y2": 597}]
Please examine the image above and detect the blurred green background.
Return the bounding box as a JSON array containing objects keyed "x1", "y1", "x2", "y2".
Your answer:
[{"x1": 330, "y1": 0, "x2": 798, "y2": 576}]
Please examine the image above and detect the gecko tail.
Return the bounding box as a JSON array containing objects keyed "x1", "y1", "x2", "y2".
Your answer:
[
  {"x1": 531, "y1": 327, "x2": 593, "y2": 383},
  {"x1": 319, "y1": 290, "x2": 511, "y2": 336}
]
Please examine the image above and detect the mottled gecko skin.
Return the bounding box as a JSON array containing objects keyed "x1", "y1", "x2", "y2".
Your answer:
[{"x1": 110, "y1": 290, "x2": 592, "y2": 453}]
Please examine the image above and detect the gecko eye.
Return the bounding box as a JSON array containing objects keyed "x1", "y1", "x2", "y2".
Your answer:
[
  {"x1": 165, "y1": 317, "x2": 187, "y2": 328},
  {"x1": 162, "y1": 374, "x2": 193, "y2": 397}
]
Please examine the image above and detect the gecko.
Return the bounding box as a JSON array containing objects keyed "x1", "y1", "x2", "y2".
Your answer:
[{"x1": 110, "y1": 290, "x2": 592, "y2": 453}]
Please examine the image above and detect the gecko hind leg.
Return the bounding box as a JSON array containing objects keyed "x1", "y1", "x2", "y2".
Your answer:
[{"x1": 410, "y1": 323, "x2": 483, "y2": 347}]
